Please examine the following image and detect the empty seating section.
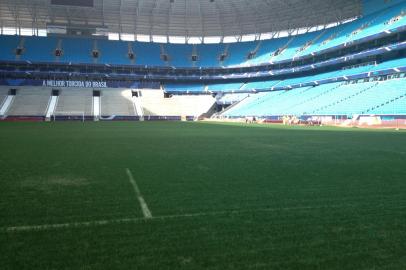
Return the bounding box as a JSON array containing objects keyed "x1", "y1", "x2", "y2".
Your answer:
[
  {"x1": 243, "y1": 87, "x2": 316, "y2": 116},
  {"x1": 224, "y1": 91, "x2": 281, "y2": 117},
  {"x1": 207, "y1": 83, "x2": 244, "y2": 91},
  {"x1": 267, "y1": 59, "x2": 406, "y2": 89},
  {"x1": 315, "y1": 80, "x2": 406, "y2": 115},
  {"x1": 167, "y1": 71, "x2": 406, "y2": 93},
  {"x1": 0, "y1": 35, "x2": 20, "y2": 61},
  {"x1": 21, "y1": 36, "x2": 57, "y2": 62},
  {"x1": 195, "y1": 43, "x2": 226, "y2": 67},
  {"x1": 140, "y1": 90, "x2": 215, "y2": 116},
  {"x1": 165, "y1": 83, "x2": 206, "y2": 92},
  {"x1": 355, "y1": 5, "x2": 405, "y2": 39},
  {"x1": 311, "y1": 82, "x2": 379, "y2": 115},
  {"x1": 246, "y1": 37, "x2": 289, "y2": 66},
  {"x1": 60, "y1": 38, "x2": 93, "y2": 64},
  {"x1": 165, "y1": 44, "x2": 194, "y2": 67},
  {"x1": 285, "y1": 83, "x2": 345, "y2": 115},
  {"x1": 101, "y1": 89, "x2": 136, "y2": 116},
  {"x1": 0, "y1": 87, "x2": 9, "y2": 106},
  {"x1": 241, "y1": 80, "x2": 281, "y2": 90},
  {"x1": 369, "y1": 95, "x2": 406, "y2": 114},
  {"x1": 223, "y1": 42, "x2": 258, "y2": 67},
  {"x1": 97, "y1": 40, "x2": 129, "y2": 65},
  {"x1": 6, "y1": 87, "x2": 50, "y2": 116},
  {"x1": 54, "y1": 89, "x2": 93, "y2": 116},
  {"x1": 295, "y1": 27, "x2": 336, "y2": 57},
  {"x1": 0, "y1": 2, "x2": 404, "y2": 68},
  {"x1": 386, "y1": 10, "x2": 406, "y2": 30},
  {"x1": 223, "y1": 78, "x2": 406, "y2": 117},
  {"x1": 217, "y1": 93, "x2": 250, "y2": 105},
  {"x1": 374, "y1": 58, "x2": 406, "y2": 69},
  {"x1": 132, "y1": 42, "x2": 162, "y2": 66},
  {"x1": 318, "y1": 16, "x2": 374, "y2": 51},
  {"x1": 271, "y1": 31, "x2": 320, "y2": 62},
  {"x1": 312, "y1": 2, "x2": 406, "y2": 53}
]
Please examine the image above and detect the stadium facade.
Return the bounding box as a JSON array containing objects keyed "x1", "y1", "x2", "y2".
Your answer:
[{"x1": 0, "y1": 0, "x2": 405, "y2": 124}]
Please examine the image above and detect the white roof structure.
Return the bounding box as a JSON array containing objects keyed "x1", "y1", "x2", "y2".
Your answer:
[{"x1": 0, "y1": 0, "x2": 362, "y2": 41}]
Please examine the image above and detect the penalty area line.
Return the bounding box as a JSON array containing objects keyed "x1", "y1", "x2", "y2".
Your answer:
[{"x1": 125, "y1": 168, "x2": 153, "y2": 219}]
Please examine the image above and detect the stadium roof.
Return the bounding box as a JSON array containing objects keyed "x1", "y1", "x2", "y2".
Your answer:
[{"x1": 0, "y1": 0, "x2": 362, "y2": 42}]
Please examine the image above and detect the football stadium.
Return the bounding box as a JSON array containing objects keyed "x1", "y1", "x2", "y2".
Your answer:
[{"x1": 0, "y1": 0, "x2": 406, "y2": 269}]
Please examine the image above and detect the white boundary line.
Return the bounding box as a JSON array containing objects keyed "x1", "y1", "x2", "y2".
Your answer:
[
  {"x1": 125, "y1": 168, "x2": 153, "y2": 219},
  {"x1": 0, "y1": 204, "x2": 374, "y2": 233}
]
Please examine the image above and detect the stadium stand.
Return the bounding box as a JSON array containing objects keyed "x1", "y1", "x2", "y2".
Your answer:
[
  {"x1": 6, "y1": 87, "x2": 50, "y2": 116},
  {"x1": 369, "y1": 94, "x2": 406, "y2": 115},
  {"x1": 271, "y1": 31, "x2": 320, "y2": 62},
  {"x1": 164, "y1": 83, "x2": 206, "y2": 93},
  {"x1": 207, "y1": 83, "x2": 244, "y2": 92},
  {"x1": 216, "y1": 93, "x2": 250, "y2": 105},
  {"x1": 140, "y1": 90, "x2": 215, "y2": 117},
  {"x1": 222, "y1": 77, "x2": 406, "y2": 117},
  {"x1": 0, "y1": 87, "x2": 8, "y2": 105},
  {"x1": 53, "y1": 89, "x2": 93, "y2": 117},
  {"x1": 0, "y1": 2, "x2": 404, "y2": 68},
  {"x1": 0, "y1": 0, "x2": 405, "y2": 120},
  {"x1": 100, "y1": 89, "x2": 137, "y2": 116},
  {"x1": 195, "y1": 43, "x2": 227, "y2": 67}
]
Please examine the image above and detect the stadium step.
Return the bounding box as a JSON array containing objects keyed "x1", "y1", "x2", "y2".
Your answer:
[
  {"x1": 132, "y1": 96, "x2": 144, "y2": 119},
  {"x1": 45, "y1": 96, "x2": 58, "y2": 121},
  {"x1": 93, "y1": 96, "x2": 101, "y2": 121},
  {"x1": 0, "y1": 95, "x2": 15, "y2": 117}
]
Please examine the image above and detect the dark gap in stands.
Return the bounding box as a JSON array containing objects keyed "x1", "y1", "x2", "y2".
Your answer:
[{"x1": 52, "y1": 89, "x2": 60, "y2": 96}]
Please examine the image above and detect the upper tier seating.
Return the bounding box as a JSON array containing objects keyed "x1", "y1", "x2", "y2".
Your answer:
[{"x1": 0, "y1": 2, "x2": 404, "y2": 68}]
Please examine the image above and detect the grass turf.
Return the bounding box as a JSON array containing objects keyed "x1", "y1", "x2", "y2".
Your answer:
[{"x1": 0, "y1": 121, "x2": 405, "y2": 269}]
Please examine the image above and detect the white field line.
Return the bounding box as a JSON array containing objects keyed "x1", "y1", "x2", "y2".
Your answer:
[
  {"x1": 125, "y1": 168, "x2": 153, "y2": 219},
  {"x1": 0, "y1": 204, "x2": 381, "y2": 233}
]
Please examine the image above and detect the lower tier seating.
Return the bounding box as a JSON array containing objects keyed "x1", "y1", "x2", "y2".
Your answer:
[
  {"x1": 54, "y1": 88, "x2": 93, "y2": 116},
  {"x1": 140, "y1": 90, "x2": 215, "y2": 117},
  {"x1": 222, "y1": 78, "x2": 406, "y2": 117},
  {"x1": 101, "y1": 89, "x2": 136, "y2": 116},
  {"x1": 7, "y1": 87, "x2": 50, "y2": 116}
]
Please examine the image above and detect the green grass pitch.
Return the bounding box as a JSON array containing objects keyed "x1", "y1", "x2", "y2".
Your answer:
[{"x1": 0, "y1": 121, "x2": 405, "y2": 269}]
